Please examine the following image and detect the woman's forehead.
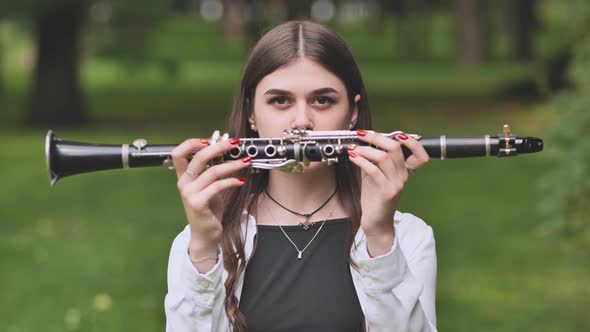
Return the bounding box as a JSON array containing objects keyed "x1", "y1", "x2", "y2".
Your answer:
[{"x1": 255, "y1": 57, "x2": 346, "y2": 95}]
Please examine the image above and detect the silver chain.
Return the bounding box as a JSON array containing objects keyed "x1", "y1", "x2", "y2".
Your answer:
[
  {"x1": 266, "y1": 201, "x2": 335, "y2": 260},
  {"x1": 279, "y1": 212, "x2": 332, "y2": 260}
]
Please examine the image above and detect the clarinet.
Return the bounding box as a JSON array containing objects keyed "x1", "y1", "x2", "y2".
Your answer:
[{"x1": 45, "y1": 125, "x2": 544, "y2": 186}]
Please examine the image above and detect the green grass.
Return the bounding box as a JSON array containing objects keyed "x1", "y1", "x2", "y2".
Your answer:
[{"x1": 401, "y1": 156, "x2": 590, "y2": 331}]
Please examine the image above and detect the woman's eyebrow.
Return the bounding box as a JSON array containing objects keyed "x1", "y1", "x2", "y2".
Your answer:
[
  {"x1": 263, "y1": 87, "x2": 340, "y2": 96},
  {"x1": 263, "y1": 89, "x2": 292, "y2": 95},
  {"x1": 311, "y1": 87, "x2": 339, "y2": 95}
]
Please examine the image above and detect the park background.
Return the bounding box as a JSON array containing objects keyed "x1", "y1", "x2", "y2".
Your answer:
[{"x1": 1, "y1": 0, "x2": 589, "y2": 331}]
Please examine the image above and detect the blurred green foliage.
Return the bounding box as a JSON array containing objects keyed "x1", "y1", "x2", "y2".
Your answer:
[
  {"x1": 538, "y1": 24, "x2": 590, "y2": 253},
  {"x1": 89, "y1": 0, "x2": 173, "y2": 68},
  {"x1": 150, "y1": 16, "x2": 247, "y2": 63},
  {"x1": 537, "y1": 0, "x2": 590, "y2": 58}
]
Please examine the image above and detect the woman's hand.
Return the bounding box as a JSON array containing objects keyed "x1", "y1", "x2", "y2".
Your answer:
[
  {"x1": 347, "y1": 129, "x2": 429, "y2": 255},
  {"x1": 171, "y1": 134, "x2": 251, "y2": 255}
]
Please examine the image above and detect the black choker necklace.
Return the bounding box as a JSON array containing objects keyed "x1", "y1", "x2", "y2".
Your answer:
[{"x1": 264, "y1": 188, "x2": 338, "y2": 230}]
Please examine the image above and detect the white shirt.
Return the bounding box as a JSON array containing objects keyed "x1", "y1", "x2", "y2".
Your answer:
[{"x1": 165, "y1": 210, "x2": 437, "y2": 332}]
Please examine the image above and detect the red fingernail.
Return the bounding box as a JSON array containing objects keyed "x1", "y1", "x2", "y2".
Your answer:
[
  {"x1": 348, "y1": 151, "x2": 357, "y2": 158},
  {"x1": 346, "y1": 144, "x2": 356, "y2": 151},
  {"x1": 356, "y1": 129, "x2": 367, "y2": 137},
  {"x1": 238, "y1": 177, "x2": 246, "y2": 183},
  {"x1": 230, "y1": 137, "x2": 240, "y2": 145},
  {"x1": 241, "y1": 156, "x2": 252, "y2": 163},
  {"x1": 200, "y1": 138, "x2": 209, "y2": 144},
  {"x1": 398, "y1": 133, "x2": 408, "y2": 140}
]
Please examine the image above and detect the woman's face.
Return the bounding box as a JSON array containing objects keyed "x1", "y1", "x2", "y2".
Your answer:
[{"x1": 250, "y1": 57, "x2": 358, "y2": 138}]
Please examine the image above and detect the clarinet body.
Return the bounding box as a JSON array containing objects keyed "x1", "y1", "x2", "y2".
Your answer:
[{"x1": 46, "y1": 126, "x2": 544, "y2": 186}]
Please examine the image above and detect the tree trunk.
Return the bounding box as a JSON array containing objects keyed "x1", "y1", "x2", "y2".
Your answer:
[
  {"x1": 26, "y1": 2, "x2": 87, "y2": 127},
  {"x1": 0, "y1": 34, "x2": 3, "y2": 96},
  {"x1": 245, "y1": 0, "x2": 270, "y2": 44},
  {"x1": 367, "y1": 0, "x2": 384, "y2": 33},
  {"x1": 387, "y1": 0, "x2": 412, "y2": 60},
  {"x1": 455, "y1": 0, "x2": 482, "y2": 64},
  {"x1": 478, "y1": 0, "x2": 495, "y2": 61},
  {"x1": 171, "y1": 0, "x2": 193, "y2": 12},
  {"x1": 286, "y1": 0, "x2": 312, "y2": 20},
  {"x1": 512, "y1": 0, "x2": 538, "y2": 60},
  {"x1": 222, "y1": 0, "x2": 247, "y2": 41}
]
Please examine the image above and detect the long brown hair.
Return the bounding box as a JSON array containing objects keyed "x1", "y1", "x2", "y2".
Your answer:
[{"x1": 220, "y1": 20, "x2": 372, "y2": 332}]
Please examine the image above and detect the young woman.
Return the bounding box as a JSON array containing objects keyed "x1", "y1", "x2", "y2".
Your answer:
[{"x1": 165, "y1": 20, "x2": 437, "y2": 332}]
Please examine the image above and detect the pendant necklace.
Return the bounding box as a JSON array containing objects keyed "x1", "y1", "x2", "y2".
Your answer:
[
  {"x1": 279, "y1": 211, "x2": 332, "y2": 260},
  {"x1": 266, "y1": 204, "x2": 335, "y2": 260},
  {"x1": 264, "y1": 188, "x2": 337, "y2": 230}
]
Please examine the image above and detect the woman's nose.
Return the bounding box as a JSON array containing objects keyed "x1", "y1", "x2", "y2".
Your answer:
[{"x1": 291, "y1": 101, "x2": 313, "y2": 130}]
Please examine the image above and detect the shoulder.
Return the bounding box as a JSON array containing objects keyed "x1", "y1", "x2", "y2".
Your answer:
[{"x1": 393, "y1": 211, "x2": 436, "y2": 259}]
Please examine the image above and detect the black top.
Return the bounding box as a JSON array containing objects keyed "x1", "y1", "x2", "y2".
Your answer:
[{"x1": 239, "y1": 218, "x2": 365, "y2": 332}]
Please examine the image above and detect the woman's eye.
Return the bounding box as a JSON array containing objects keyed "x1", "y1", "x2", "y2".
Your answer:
[
  {"x1": 269, "y1": 96, "x2": 289, "y2": 105},
  {"x1": 315, "y1": 96, "x2": 335, "y2": 105}
]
